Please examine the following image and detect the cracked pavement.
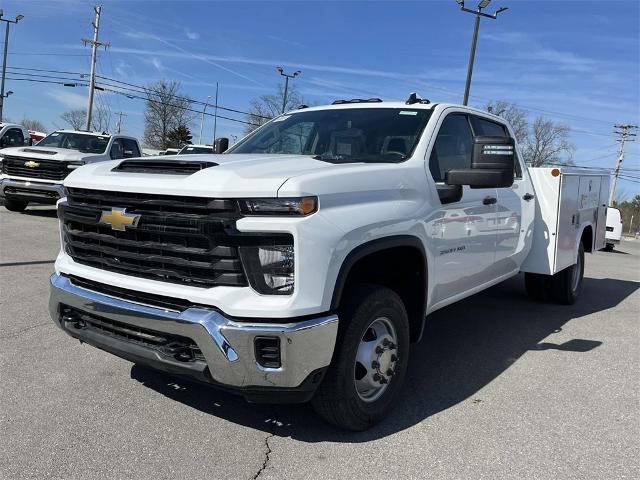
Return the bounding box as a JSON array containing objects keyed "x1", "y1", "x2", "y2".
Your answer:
[{"x1": 1, "y1": 206, "x2": 639, "y2": 479}]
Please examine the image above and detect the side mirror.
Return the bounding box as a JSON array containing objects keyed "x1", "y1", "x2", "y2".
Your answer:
[
  {"x1": 445, "y1": 136, "x2": 515, "y2": 188},
  {"x1": 214, "y1": 137, "x2": 229, "y2": 154}
]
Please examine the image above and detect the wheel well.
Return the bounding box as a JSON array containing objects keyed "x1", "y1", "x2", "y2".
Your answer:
[
  {"x1": 333, "y1": 244, "x2": 427, "y2": 342},
  {"x1": 581, "y1": 225, "x2": 593, "y2": 252}
]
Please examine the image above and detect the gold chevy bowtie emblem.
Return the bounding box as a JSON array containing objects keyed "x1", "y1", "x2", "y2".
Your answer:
[
  {"x1": 24, "y1": 160, "x2": 40, "y2": 168},
  {"x1": 99, "y1": 208, "x2": 141, "y2": 231}
]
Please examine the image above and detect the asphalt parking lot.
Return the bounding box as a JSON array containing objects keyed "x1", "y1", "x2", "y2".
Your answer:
[{"x1": 1, "y1": 205, "x2": 638, "y2": 480}]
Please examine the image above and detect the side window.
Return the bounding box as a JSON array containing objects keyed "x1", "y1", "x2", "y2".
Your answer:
[
  {"x1": 121, "y1": 139, "x2": 140, "y2": 158},
  {"x1": 469, "y1": 116, "x2": 507, "y2": 137},
  {"x1": 470, "y1": 115, "x2": 522, "y2": 178},
  {"x1": 429, "y1": 114, "x2": 473, "y2": 183},
  {"x1": 110, "y1": 139, "x2": 124, "y2": 159}
]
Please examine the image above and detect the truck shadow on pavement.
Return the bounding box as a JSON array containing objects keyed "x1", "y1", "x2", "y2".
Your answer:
[{"x1": 130, "y1": 274, "x2": 638, "y2": 442}]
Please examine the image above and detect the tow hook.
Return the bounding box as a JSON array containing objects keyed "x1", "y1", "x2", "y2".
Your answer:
[
  {"x1": 163, "y1": 342, "x2": 194, "y2": 362},
  {"x1": 62, "y1": 313, "x2": 85, "y2": 329}
]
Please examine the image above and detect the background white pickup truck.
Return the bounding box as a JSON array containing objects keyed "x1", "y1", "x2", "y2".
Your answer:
[
  {"x1": 0, "y1": 129, "x2": 141, "y2": 212},
  {"x1": 48, "y1": 99, "x2": 610, "y2": 430}
]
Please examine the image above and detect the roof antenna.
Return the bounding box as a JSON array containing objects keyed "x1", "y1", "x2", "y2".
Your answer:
[{"x1": 405, "y1": 92, "x2": 430, "y2": 105}]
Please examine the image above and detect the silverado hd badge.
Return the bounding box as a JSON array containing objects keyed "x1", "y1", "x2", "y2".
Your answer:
[
  {"x1": 99, "y1": 208, "x2": 141, "y2": 231},
  {"x1": 24, "y1": 160, "x2": 40, "y2": 168}
]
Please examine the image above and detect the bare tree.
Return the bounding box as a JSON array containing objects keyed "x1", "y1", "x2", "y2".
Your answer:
[
  {"x1": 60, "y1": 110, "x2": 86, "y2": 130},
  {"x1": 59, "y1": 101, "x2": 112, "y2": 132},
  {"x1": 20, "y1": 118, "x2": 47, "y2": 133},
  {"x1": 91, "y1": 95, "x2": 112, "y2": 133},
  {"x1": 143, "y1": 80, "x2": 195, "y2": 149},
  {"x1": 484, "y1": 100, "x2": 575, "y2": 167},
  {"x1": 245, "y1": 83, "x2": 304, "y2": 134},
  {"x1": 484, "y1": 100, "x2": 528, "y2": 145},
  {"x1": 524, "y1": 116, "x2": 575, "y2": 167}
]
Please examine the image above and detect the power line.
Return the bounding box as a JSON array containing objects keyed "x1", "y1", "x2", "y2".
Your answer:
[
  {"x1": 6, "y1": 65, "x2": 86, "y2": 76},
  {"x1": 96, "y1": 74, "x2": 271, "y2": 119},
  {"x1": 100, "y1": 86, "x2": 259, "y2": 127},
  {"x1": 3, "y1": 75, "x2": 88, "y2": 87}
]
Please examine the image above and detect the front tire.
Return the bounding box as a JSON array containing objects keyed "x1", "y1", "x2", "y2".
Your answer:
[
  {"x1": 604, "y1": 243, "x2": 614, "y2": 252},
  {"x1": 551, "y1": 242, "x2": 585, "y2": 305},
  {"x1": 312, "y1": 285, "x2": 410, "y2": 431},
  {"x1": 3, "y1": 198, "x2": 28, "y2": 212}
]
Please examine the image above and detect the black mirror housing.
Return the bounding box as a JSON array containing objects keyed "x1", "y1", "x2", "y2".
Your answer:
[
  {"x1": 445, "y1": 136, "x2": 515, "y2": 188},
  {"x1": 214, "y1": 137, "x2": 229, "y2": 154}
]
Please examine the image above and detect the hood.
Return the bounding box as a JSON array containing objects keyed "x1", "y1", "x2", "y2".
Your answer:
[
  {"x1": 0, "y1": 146, "x2": 104, "y2": 162},
  {"x1": 64, "y1": 154, "x2": 343, "y2": 198}
]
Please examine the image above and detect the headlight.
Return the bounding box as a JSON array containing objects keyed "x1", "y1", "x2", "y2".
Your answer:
[
  {"x1": 67, "y1": 161, "x2": 86, "y2": 170},
  {"x1": 239, "y1": 197, "x2": 317, "y2": 216},
  {"x1": 239, "y1": 244, "x2": 295, "y2": 295}
]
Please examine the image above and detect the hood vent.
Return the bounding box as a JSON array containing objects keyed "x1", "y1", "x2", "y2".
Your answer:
[
  {"x1": 22, "y1": 148, "x2": 58, "y2": 155},
  {"x1": 112, "y1": 159, "x2": 218, "y2": 175}
]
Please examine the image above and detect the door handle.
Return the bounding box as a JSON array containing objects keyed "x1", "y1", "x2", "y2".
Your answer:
[
  {"x1": 523, "y1": 193, "x2": 535, "y2": 201},
  {"x1": 483, "y1": 196, "x2": 497, "y2": 205}
]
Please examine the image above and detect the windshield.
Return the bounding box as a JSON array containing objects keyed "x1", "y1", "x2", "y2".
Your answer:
[
  {"x1": 229, "y1": 107, "x2": 432, "y2": 163},
  {"x1": 38, "y1": 132, "x2": 110, "y2": 153},
  {"x1": 178, "y1": 146, "x2": 213, "y2": 155}
]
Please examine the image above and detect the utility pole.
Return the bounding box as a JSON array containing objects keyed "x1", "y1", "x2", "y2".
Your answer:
[
  {"x1": 609, "y1": 123, "x2": 638, "y2": 206},
  {"x1": 455, "y1": 1, "x2": 508, "y2": 106},
  {"x1": 114, "y1": 111, "x2": 127, "y2": 134},
  {"x1": 0, "y1": 10, "x2": 24, "y2": 122},
  {"x1": 276, "y1": 67, "x2": 301, "y2": 113},
  {"x1": 82, "y1": 5, "x2": 110, "y2": 131}
]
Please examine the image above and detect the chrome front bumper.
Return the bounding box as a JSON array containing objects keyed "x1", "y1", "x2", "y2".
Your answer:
[
  {"x1": 0, "y1": 178, "x2": 65, "y2": 202},
  {"x1": 49, "y1": 274, "x2": 338, "y2": 396}
]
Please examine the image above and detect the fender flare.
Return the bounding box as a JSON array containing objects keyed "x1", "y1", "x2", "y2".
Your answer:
[{"x1": 330, "y1": 235, "x2": 429, "y2": 339}]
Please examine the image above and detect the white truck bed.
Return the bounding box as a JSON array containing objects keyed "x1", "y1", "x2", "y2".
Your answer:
[{"x1": 521, "y1": 167, "x2": 610, "y2": 275}]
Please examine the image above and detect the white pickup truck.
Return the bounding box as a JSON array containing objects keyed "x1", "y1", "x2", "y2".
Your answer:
[
  {"x1": 48, "y1": 98, "x2": 609, "y2": 430},
  {"x1": 0, "y1": 129, "x2": 141, "y2": 212}
]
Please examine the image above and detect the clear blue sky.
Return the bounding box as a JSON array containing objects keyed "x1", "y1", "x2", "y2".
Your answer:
[{"x1": 2, "y1": 0, "x2": 639, "y2": 196}]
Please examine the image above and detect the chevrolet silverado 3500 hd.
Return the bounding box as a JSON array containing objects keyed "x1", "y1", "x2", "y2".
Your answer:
[
  {"x1": 0, "y1": 130, "x2": 140, "y2": 212},
  {"x1": 49, "y1": 98, "x2": 610, "y2": 430}
]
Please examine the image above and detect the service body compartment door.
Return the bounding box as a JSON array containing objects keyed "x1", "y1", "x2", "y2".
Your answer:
[
  {"x1": 594, "y1": 177, "x2": 609, "y2": 250},
  {"x1": 554, "y1": 175, "x2": 580, "y2": 272}
]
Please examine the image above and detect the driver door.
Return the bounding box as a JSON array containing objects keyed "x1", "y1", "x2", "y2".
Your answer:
[{"x1": 426, "y1": 112, "x2": 498, "y2": 305}]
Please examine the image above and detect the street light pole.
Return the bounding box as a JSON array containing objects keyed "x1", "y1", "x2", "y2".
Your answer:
[
  {"x1": 0, "y1": 10, "x2": 24, "y2": 122},
  {"x1": 199, "y1": 95, "x2": 211, "y2": 144},
  {"x1": 455, "y1": 1, "x2": 508, "y2": 106},
  {"x1": 276, "y1": 67, "x2": 301, "y2": 114},
  {"x1": 212, "y1": 82, "x2": 219, "y2": 143}
]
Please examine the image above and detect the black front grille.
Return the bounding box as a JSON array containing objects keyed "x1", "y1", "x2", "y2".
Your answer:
[
  {"x1": 61, "y1": 188, "x2": 250, "y2": 288},
  {"x1": 4, "y1": 187, "x2": 59, "y2": 199},
  {"x1": 2, "y1": 156, "x2": 69, "y2": 180},
  {"x1": 606, "y1": 226, "x2": 614, "y2": 232},
  {"x1": 61, "y1": 305, "x2": 205, "y2": 363}
]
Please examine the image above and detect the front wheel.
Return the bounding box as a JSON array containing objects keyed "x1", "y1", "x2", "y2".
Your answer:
[
  {"x1": 311, "y1": 284, "x2": 410, "y2": 431},
  {"x1": 551, "y1": 242, "x2": 585, "y2": 305},
  {"x1": 3, "y1": 198, "x2": 28, "y2": 212}
]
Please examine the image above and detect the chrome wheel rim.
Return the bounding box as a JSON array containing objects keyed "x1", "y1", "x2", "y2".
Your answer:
[
  {"x1": 354, "y1": 317, "x2": 398, "y2": 403},
  {"x1": 571, "y1": 250, "x2": 582, "y2": 292}
]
